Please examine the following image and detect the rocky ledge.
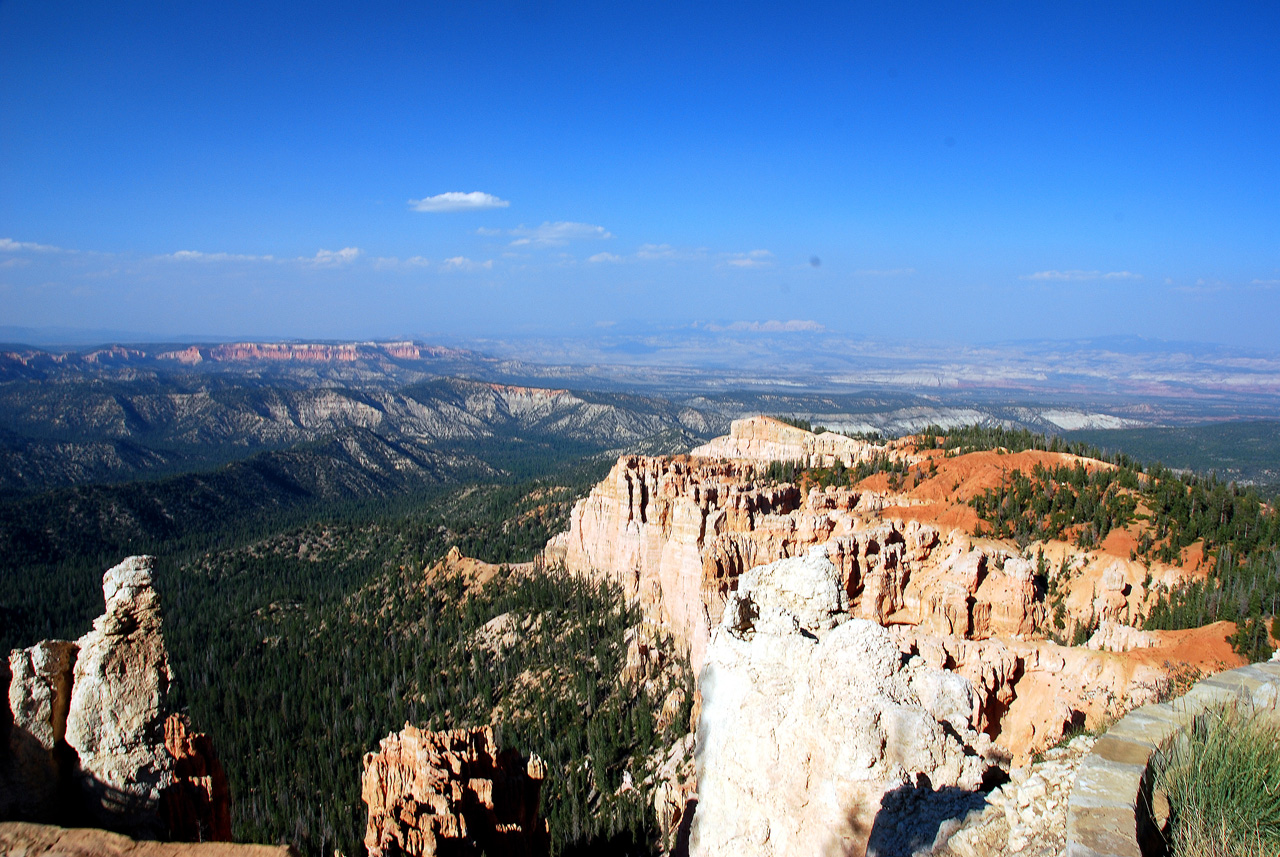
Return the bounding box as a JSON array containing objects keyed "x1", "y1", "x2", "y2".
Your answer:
[{"x1": 0, "y1": 821, "x2": 292, "y2": 856}]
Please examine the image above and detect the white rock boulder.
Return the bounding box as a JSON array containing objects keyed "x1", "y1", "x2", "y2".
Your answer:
[{"x1": 691, "y1": 549, "x2": 999, "y2": 857}]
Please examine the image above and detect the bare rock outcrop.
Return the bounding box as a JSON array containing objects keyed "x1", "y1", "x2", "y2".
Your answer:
[
  {"x1": 64, "y1": 556, "x2": 176, "y2": 833},
  {"x1": 362, "y1": 724, "x2": 548, "y2": 857},
  {"x1": 546, "y1": 441, "x2": 1049, "y2": 681},
  {"x1": 541, "y1": 418, "x2": 1228, "y2": 766},
  {"x1": 3, "y1": 641, "x2": 78, "y2": 818},
  {"x1": 162, "y1": 714, "x2": 233, "y2": 843},
  {"x1": 1085, "y1": 620, "x2": 1160, "y2": 653},
  {"x1": 691, "y1": 550, "x2": 1001, "y2": 857},
  {"x1": 690, "y1": 415, "x2": 887, "y2": 468},
  {"x1": 2, "y1": 556, "x2": 230, "y2": 840}
]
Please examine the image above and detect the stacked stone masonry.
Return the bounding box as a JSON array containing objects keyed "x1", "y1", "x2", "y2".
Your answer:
[{"x1": 1064, "y1": 660, "x2": 1280, "y2": 857}]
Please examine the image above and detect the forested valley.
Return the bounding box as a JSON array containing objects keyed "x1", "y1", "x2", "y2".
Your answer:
[{"x1": 0, "y1": 436, "x2": 690, "y2": 856}]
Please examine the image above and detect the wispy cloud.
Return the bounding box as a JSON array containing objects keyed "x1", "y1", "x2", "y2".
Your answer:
[
  {"x1": 409, "y1": 191, "x2": 510, "y2": 213},
  {"x1": 722, "y1": 250, "x2": 773, "y2": 269},
  {"x1": 309, "y1": 247, "x2": 361, "y2": 266},
  {"x1": 636, "y1": 243, "x2": 679, "y2": 260},
  {"x1": 1174, "y1": 278, "x2": 1230, "y2": 294},
  {"x1": 854, "y1": 267, "x2": 915, "y2": 276},
  {"x1": 0, "y1": 238, "x2": 64, "y2": 253},
  {"x1": 633, "y1": 243, "x2": 709, "y2": 262},
  {"x1": 1252, "y1": 278, "x2": 1280, "y2": 288},
  {"x1": 372, "y1": 255, "x2": 433, "y2": 270},
  {"x1": 441, "y1": 256, "x2": 493, "y2": 271},
  {"x1": 702, "y1": 319, "x2": 826, "y2": 333},
  {"x1": 509, "y1": 221, "x2": 612, "y2": 247},
  {"x1": 1022, "y1": 269, "x2": 1143, "y2": 281},
  {"x1": 588, "y1": 252, "x2": 623, "y2": 263},
  {"x1": 165, "y1": 250, "x2": 274, "y2": 262}
]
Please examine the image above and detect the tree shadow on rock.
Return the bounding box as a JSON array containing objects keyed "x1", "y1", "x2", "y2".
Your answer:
[{"x1": 865, "y1": 773, "x2": 989, "y2": 857}]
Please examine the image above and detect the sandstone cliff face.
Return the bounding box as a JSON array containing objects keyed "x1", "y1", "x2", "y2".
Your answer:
[
  {"x1": 689, "y1": 416, "x2": 887, "y2": 468},
  {"x1": 546, "y1": 416, "x2": 1229, "y2": 765},
  {"x1": 1, "y1": 556, "x2": 230, "y2": 840},
  {"x1": 362, "y1": 724, "x2": 548, "y2": 857},
  {"x1": 691, "y1": 551, "x2": 999, "y2": 857},
  {"x1": 546, "y1": 447, "x2": 1041, "y2": 675}
]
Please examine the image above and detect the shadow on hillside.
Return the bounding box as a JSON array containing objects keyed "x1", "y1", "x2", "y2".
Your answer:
[{"x1": 863, "y1": 773, "x2": 990, "y2": 856}]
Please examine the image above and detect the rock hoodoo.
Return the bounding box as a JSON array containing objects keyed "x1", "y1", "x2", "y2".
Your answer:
[
  {"x1": 1, "y1": 556, "x2": 230, "y2": 841},
  {"x1": 64, "y1": 555, "x2": 177, "y2": 832},
  {"x1": 362, "y1": 724, "x2": 549, "y2": 857},
  {"x1": 691, "y1": 550, "x2": 1001, "y2": 857}
]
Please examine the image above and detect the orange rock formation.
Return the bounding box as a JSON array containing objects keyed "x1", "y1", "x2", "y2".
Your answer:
[
  {"x1": 162, "y1": 714, "x2": 233, "y2": 842},
  {"x1": 362, "y1": 725, "x2": 548, "y2": 857}
]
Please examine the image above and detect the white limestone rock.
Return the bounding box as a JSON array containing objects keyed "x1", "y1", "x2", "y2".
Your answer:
[
  {"x1": 64, "y1": 556, "x2": 175, "y2": 831},
  {"x1": 691, "y1": 550, "x2": 998, "y2": 857}
]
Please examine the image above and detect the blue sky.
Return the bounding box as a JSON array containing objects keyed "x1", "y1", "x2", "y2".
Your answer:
[{"x1": 1, "y1": 2, "x2": 1277, "y2": 347}]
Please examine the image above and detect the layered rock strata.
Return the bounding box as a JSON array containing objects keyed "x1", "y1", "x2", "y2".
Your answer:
[
  {"x1": 546, "y1": 416, "x2": 1230, "y2": 764},
  {"x1": 545, "y1": 450, "x2": 1041, "y2": 673},
  {"x1": 690, "y1": 550, "x2": 1001, "y2": 857},
  {"x1": 362, "y1": 724, "x2": 548, "y2": 857},
  {"x1": 689, "y1": 415, "x2": 888, "y2": 468},
  {"x1": 1, "y1": 556, "x2": 229, "y2": 840}
]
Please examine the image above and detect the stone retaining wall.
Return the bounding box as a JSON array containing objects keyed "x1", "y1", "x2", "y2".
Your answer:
[{"x1": 1064, "y1": 660, "x2": 1280, "y2": 857}]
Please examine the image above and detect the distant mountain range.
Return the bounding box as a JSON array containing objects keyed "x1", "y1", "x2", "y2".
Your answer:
[{"x1": 2, "y1": 335, "x2": 1278, "y2": 566}]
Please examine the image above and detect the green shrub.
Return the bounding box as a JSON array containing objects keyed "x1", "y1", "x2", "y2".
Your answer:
[{"x1": 1152, "y1": 699, "x2": 1280, "y2": 856}]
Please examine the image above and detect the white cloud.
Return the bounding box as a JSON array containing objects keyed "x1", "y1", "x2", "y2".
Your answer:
[
  {"x1": 1174, "y1": 278, "x2": 1229, "y2": 294},
  {"x1": 441, "y1": 256, "x2": 493, "y2": 271},
  {"x1": 0, "y1": 238, "x2": 63, "y2": 253},
  {"x1": 408, "y1": 191, "x2": 510, "y2": 212},
  {"x1": 637, "y1": 243, "x2": 678, "y2": 260},
  {"x1": 1252, "y1": 278, "x2": 1279, "y2": 288},
  {"x1": 165, "y1": 250, "x2": 274, "y2": 262},
  {"x1": 310, "y1": 247, "x2": 361, "y2": 266},
  {"x1": 1022, "y1": 269, "x2": 1143, "y2": 281},
  {"x1": 853, "y1": 267, "x2": 915, "y2": 276},
  {"x1": 475, "y1": 227, "x2": 503, "y2": 236},
  {"x1": 509, "y1": 221, "x2": 612, "y2": 247},
  {"x1": 704, "y1": 319, "x2": 826, "y2": 333},
  {"x1": 404, "y1": 255, "x2": 430, "y2": 267},
  {"x1": 588, "y1": 252, "x2": 623, "y2": 263},
  {"x1": 634, "y1": 243, "x2": 707, "y2": 261},
  {"x1": 722, "y1": 249, "x2": 774, "y2": 269}
]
